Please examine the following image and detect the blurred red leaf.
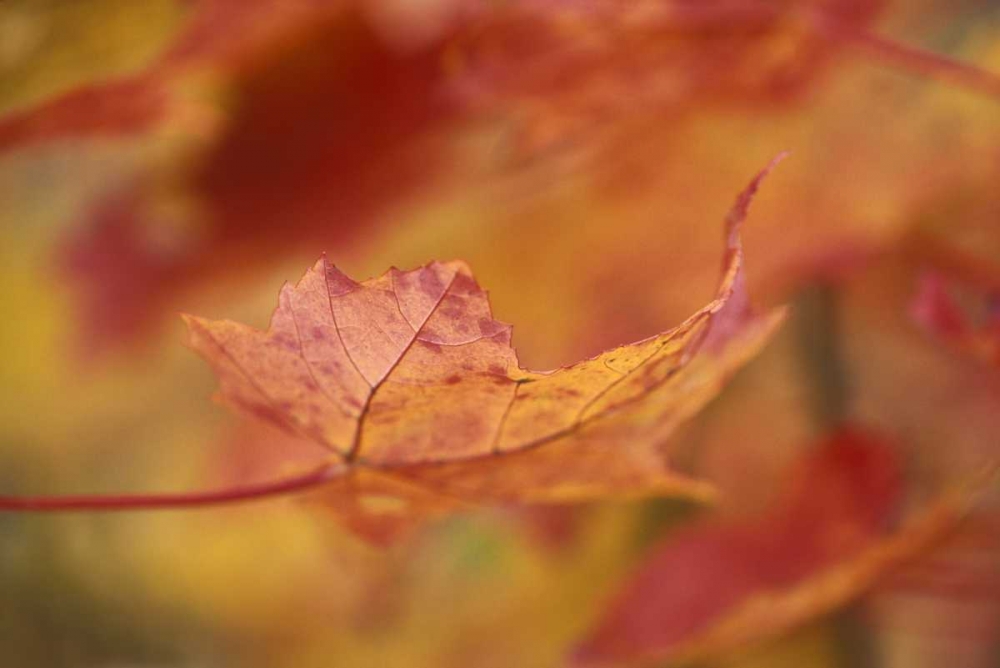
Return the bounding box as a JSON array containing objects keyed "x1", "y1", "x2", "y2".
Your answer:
[
  {"x1": 873, "y1": 509, "x2": 1000, "y2": 666},
  {"x1": 0, "y1": 78, "x2": 170, "y2": 150},
  {"x1": 0, "y1": 0, "x2": 885, "y2": 154},
  {"x1": 450, "y1": 0, "x2": 887, "y2": 156},
  {"x1": 50, "y1": 0, "x2": 996, "y2": 357},
  {"x1": 571, "y1": 425, "x2": 994, "y2": 667},
  {"x1": 912, "y1": 272, "x2": 1000, "y2": 369},
  {"x1": 37, "y1": 0, "x2": 996, "y2": 359},
  {"x1": 193, "y1": 11, "x2": 452, "y2": 250},
  {"x1": 58, "y1": 8, "x2": 460, "y2": 355},
  {"x1": 60, "y1": 187, "x2": 192, "y2": 353},
  {"x1": 0, "y1": 0, "x2": 342, "y2": 151}
]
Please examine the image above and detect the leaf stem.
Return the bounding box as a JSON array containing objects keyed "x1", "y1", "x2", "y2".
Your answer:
[
  {"x1": 812, "y1": 16, "x2": 1000, "y2": 100},
  {"x1": 0, "y1": 459, "x2": 342, "y2": 512}
]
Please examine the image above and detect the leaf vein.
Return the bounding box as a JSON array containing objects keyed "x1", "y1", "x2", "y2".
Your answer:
[{"x1": 346, "y1": 271, "x2": 459, "y2": 461}]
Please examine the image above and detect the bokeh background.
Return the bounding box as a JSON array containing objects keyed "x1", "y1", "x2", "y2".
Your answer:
[{"x1": 1, "y1": 1, "x2": 999, "y2": 666}]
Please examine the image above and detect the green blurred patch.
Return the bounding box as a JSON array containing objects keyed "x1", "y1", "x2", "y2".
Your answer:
[{"x1": 0, "y1": 514, "x2": 214, "y2": 668}]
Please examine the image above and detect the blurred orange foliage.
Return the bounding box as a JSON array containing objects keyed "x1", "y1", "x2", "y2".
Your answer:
[{"x1": 1, "y1": 0, "x2": 999, "y2": 667}]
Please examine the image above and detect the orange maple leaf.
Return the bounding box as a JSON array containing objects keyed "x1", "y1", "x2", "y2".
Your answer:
[
  {"x1": 173, "y1": 159, "x2": 786, "y2": 540},
  {"x1": 0, "y1": 159, "x2": 784, "y2": 541}
]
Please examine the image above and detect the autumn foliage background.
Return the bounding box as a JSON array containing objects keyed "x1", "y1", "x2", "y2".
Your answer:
[{"x1": 1, "y1": 1, "x2": 1000, "y2": 666}]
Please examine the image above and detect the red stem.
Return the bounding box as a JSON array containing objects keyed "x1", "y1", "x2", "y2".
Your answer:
[
  {"x1": 813, "y1": 16, "x2": 1000, "y2": 100},
  {"x1": 0, "y1": 459, "x2": 342, "y2": 512}
]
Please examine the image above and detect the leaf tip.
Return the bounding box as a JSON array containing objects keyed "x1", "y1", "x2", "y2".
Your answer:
[
  {"x1": 179, "y1": 312, "x2": 213, "y2": 352},
  {"x1": 179, "y1": 311, "x2": 205, "y2": 331},
  {"x1": 434, "y1": 259, "x2": 474, "y2": 277},
  {"x1": 323, "y1": 260, "x2": 359, "y2": 295}
]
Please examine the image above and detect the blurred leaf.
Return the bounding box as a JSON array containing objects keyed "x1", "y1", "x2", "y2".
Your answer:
[
  {"x1": 571, "y1": 426, "x2": 994, "y2": 667},
  {"x1": 449, "y1": 0, "x2": 887, "y2": 157},
  {"x1": 55, "y1": 7, "x2": 467, "y2": 355},
  {"x1": 0, "y1": 0, "x2": 346, "y2": 150},
  {"x1": 24, "y1": 0, "x2": 901, "y2": 355},
  {"x1": 911, "y1": 271, "x2": 1000, "y2": 369},
  {"x1": 0, "y1": 0, "x2": 183, "y2": 115}
]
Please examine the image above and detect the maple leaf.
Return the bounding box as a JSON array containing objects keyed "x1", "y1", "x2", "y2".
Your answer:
[
  {"x1": 571, "y1": 426, "x2": 996, "y2": 667},
  {"x1": 177, "y1": 160, "x2": 787, "y2": 541}
]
